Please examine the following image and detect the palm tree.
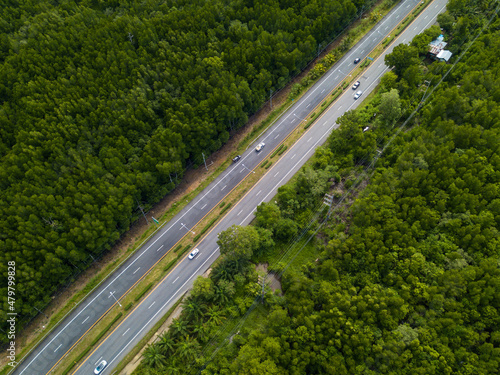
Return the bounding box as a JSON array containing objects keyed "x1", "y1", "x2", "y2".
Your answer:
[
  {"x1": 143, "y1": 343, "x2": 166, "y2": 369},
  {"x1": 213, "y1": 285, "x2": 230, "y2": 304},
  {"x1": 171, "y1": 318, "x2": 189, "y2": 337},
  {"x1": 165, "y1": 362, "x2": 181, "y2": 375},
  {"x1": 176, "y1": 334, "x2": 201, "y2": 363},
  {"x1": 158, "y1": 331, "x2": 175, "y2": 355},
  {"x1": 212, "y1": 265, "x2": 231, "y2": 283},
  {"x1": 183, "y1": 299, "x2": 205, "y2": 322},
  {"x1": 192, "y1": 323, "x2": 211, "y2": 343},
  {"x1": 207, "y1": 305, "x2": 226, "y2": 326}
]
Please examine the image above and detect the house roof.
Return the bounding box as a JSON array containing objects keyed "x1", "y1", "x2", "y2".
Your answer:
[
  {"x1": 437, "y1": 50, "x2": 452, "y2": 61},
  {"x1": 429, "y1": 35, "x2": 447, "y2": 55}
]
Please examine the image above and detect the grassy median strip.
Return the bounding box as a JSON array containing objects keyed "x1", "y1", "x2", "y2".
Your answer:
[
  {"x1": 8, "y1": 1, "x2": 432, "y2": 374},
  {"x1": 270, "y1": 144, "x2": 285, "y2": 158},
  {"x1": 135, "y1": 283, "x2": 154, "y2": 302},
  {"x1": 61, "y1": 312, "x2": 123, "y2": 375}
]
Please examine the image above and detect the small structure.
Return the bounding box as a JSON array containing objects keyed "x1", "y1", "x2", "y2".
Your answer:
[
  {"x1": 436, "y1": 49, "x2": 452, "y2": 62},
  {"x1": 428, "y1": 35, "x2": 452, "y2": 62}
]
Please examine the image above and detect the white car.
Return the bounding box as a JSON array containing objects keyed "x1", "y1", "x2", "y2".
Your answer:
[
  {"x1": 188, "y1": 248, "x2": 200, "y2": 260},
  {"x1": 94, "y1": 360, "x2": 107, "y2": 374},
  {"x1": 354, "y1": 90, "x2": 363, "y2": 100},
  {"x1": 255, "y1": 142, "x2": 265, "y2": 152},
  {"x1": 352, "y1": 81, "x2": 360, "y2": 90}
]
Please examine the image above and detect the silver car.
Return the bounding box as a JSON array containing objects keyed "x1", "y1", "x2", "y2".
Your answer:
[
  {"x1": 188, "y1": 248, "x2": 200, "y2": 260},
  {"x1": 354, "y1": 90, "x2": 363, "y2": 99},
  {"x1": 94, "y1": 360, "x2": 107, "y2": 374}
]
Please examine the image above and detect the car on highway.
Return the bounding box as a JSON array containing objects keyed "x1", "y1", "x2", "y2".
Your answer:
[
  {"x1": 352, "y1": 81, "x2": 360, "y2": 89},
  {"x1": 232, "y1": 155, "x2": 241, "y2": 163},
  {"x1": 354, "y1": 90, "x2": 363, "y2": 100},
  {"x1": 94, "y1": 360, "x2": 107, "y2": 374},
  {"x1": 255, "y1": 142, "x2": 265, "y2": 152},
  {"x1": 354, "y1": 57, "x2": 360, "y2": 64},
  {"x1": 188, "y1": 248, "x2": 200, "y2": 260}
]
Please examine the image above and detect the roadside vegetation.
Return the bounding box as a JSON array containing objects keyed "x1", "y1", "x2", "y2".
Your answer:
[
  {"x1": 0, "y1": 0, "x2": 386, "y2": 341},
  {"x1": 133, "y1": 1, "x2": 500, "y2": 373},
  {"x1": 0, "y1": 0, "x2": 417, "y2": 370}
]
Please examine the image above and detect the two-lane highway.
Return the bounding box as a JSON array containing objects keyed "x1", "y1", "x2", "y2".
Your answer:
[
  {"x1": 74, "y1": 0, "x2": 448, "y2": 373},
  {"x1": 12, "y1": 0, "x2": 441, "y2": 373}
]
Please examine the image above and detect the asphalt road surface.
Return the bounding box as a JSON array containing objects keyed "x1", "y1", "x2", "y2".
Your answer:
[{"x1": 11, "y1": 0, "x2": 447, "y2": 374}]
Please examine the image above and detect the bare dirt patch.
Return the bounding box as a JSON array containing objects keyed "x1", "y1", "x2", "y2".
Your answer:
[{"x1": 256, "y1": 263, "x2": 282, "y2": 293}]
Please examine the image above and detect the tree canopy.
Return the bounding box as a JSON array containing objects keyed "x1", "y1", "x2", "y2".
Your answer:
[
  {"x1": 0, "y1": 0, "x2": 370, "y2": 336},
  {"x1": 133, "y1": 2, "x2": 500, "y2": 373}
]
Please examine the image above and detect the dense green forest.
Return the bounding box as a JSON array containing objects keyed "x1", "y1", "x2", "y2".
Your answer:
[
  {"x1": 0, "y1": 0, "x2": 372, "y2": 335},
  {"x1": 133, "y1": 1, "x2": 500, "y2": 373}
]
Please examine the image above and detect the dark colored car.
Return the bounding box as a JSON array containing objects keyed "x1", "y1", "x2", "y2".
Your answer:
[
  {"x1": 354, "y1": 57, "x2": 361, "y2": 64},
  {"x1": 232, "y1": 155, "x2": 241, "y2": 163}
]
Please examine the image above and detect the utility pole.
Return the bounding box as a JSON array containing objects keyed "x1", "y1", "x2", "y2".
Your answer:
[
  {"x1": 258, "y1": 274, "x2": 266, "y2": 303},
  {"x1": 109, "y1": 291, "x2": 122, "y2": 307},
  {"x1": 323, "y1": 193, "x2": 334, "y2": 222},
  {"x1": 136, "y1": 199, "x2": 148, "y2": 224},
  {"x1": 34, "y1": 306, "x2": 49, "y2": 319},
  {"x1": 180, "y1": 223, "x2": 195, "y2": 235},
  {"x1": 202, "y1": 153, "x2": 208, "y2": 171},
  {"x1": 419, "y1": 80, "x2": 431, "y2": 109}
]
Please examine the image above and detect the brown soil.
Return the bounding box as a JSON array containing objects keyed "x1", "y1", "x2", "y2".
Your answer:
[
  {"x1": 256, "y1": 263, "x2": 282, "y2": 293},
  {"x1": 5, "y1": 19, "x2": 348, "y2": 368}
]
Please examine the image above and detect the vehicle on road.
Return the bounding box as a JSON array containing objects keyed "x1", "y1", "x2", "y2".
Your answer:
[
  {"x1": 354, "y1": 57, "x2": 360, "y2": 64},
  {"x1": 354, "y1": 90, "x2": 363, "y2": 100},
  {"x1": 352, "y1": 81, "x2": 360, "y2": 89},
  {"x1": 188, "y1": 248, "x2": 200, "y2": 260},
  {"x1": 232, "y1": 155, "x2": 241, "y2": 163},
  {"x1": 94, "y1": 360, "x2": 107, "y2": 374},
  {"x1": 255, "y1": 142, "x2": 265, "y2": 152}
]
